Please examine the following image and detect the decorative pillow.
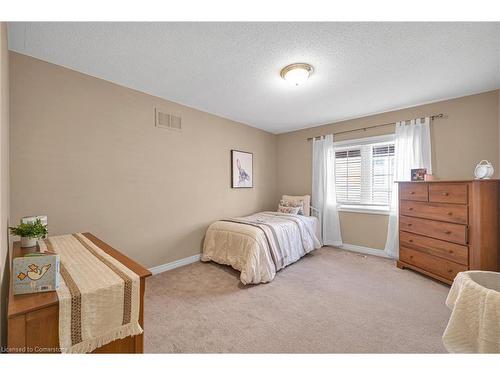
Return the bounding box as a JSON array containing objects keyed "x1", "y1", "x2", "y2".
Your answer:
[
  {"x1": 282, "y1": 195, "x2": 311, "y2": 216},
  {"x1": 279, "y1": 199, "x2": 304, "y2": 215},
  {"x1": 277, "y1": 205, "x2": 301, "y2": 215}
]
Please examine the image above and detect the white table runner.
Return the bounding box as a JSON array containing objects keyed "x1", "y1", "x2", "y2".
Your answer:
[{"x1": 40, "y1": 233, "x2": 142, "y2": 353}]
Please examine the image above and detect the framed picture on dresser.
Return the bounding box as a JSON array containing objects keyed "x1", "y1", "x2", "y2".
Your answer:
[
  {"x1": 231, "y1": 150, "x2": 253, "y2": 188},
  {"x1": 411, "y1": 168, "x2": 427, "y2": 181}
]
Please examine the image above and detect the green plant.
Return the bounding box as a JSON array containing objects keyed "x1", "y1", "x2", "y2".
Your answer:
[{"x1": 9, "y1": 218, "x2": 48, "y2": 238}]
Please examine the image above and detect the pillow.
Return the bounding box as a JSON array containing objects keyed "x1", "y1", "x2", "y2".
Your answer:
[
  {"x1": 282, "y1": 195, "x2": 311, "y2": 216},
  {"x1": 279, "y1": 199, "x2": 304, "y2": 215},
  {"x1": 277, "y1": 205, "x2": 301, "y2": 215}
]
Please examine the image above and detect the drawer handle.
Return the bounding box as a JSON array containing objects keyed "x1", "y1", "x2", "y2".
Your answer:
[
  {"x1": 409, "y1": 191, "x2": 415, "y2": 195},
  {"x1": 408, "y1": 239, "x2": 414, "y2": 243},
  {"x1": 448, "y1": 269, "x2": 454, "y2": 273},
  {"x1": 447, "y1": 212, "x2": 453, "y2": 216},
  {"x1": 407, "y1": 223, "x2": 413, "y2": 227},
  {"x1": 442, "y1": 192, "x2": 449, "y2": 196},
  {"x1": 408, "y1": 207, "x2": 414, "y2": 211},
  {"x1": 448, "y1": 250, "x2": 454, "y2": 254},
  {"x1": 444, "y1": 230, "x2": 452, "y2": 235},
  {"x1": 409, "y1": 255, "x2": 414, "y2": 259}
]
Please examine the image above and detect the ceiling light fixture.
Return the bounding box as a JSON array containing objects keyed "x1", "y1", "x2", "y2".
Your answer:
[{"x1": 280, "y1": 63, "x2": 314, "y2": 86}]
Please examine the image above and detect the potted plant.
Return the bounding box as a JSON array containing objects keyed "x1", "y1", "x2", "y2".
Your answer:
[{"x1": 9, "y1": 218, "x2": 48, "y2": 248}]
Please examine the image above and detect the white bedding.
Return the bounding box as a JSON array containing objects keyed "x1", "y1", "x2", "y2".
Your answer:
[{"x1": 202, "y1": 211, "x2": 322, "y2": 284}]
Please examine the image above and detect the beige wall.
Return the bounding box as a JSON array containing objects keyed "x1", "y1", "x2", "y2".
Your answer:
[
  {"x1": 10, "y1": 52, "x2": 278, "y2": 269},
  {"x1": 277, "y1": 90, "x2": 500, "y2": 250},
  {"x1": 8, "y1": 50, "x2": 500, "y2": 267},
  {"x1": 0, "y1": 22, "x2": 10, "y2": 350}
]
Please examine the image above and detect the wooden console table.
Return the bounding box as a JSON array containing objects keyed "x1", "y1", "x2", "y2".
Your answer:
[{"x1": 7, "y1": 233, "x2": 152, "y2": 353}]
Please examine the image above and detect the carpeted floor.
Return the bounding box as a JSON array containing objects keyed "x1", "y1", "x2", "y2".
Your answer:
[{"x1": 144, "y1": 247, "x2": 451, "y2": 353}]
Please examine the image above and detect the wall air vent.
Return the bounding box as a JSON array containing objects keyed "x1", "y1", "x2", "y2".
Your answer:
[{"x1": 155, "y1": 108, "x2": 182, "y2": 131}]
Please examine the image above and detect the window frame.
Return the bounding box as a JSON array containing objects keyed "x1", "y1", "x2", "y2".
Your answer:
[{"x1": 333, "y1": 134, "x2": 395, "y2": 215}]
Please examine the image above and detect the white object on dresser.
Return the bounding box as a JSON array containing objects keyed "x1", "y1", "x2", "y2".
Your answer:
[{"x1": 474, "y1": 160, "x2": 494, "y2": 179}]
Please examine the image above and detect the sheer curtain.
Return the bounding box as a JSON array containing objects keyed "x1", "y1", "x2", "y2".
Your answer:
[
  {"x1": 384, "y1": 117, "x2": 432, "y2": 258},
  {"x1": 312, "y1": 134, "x2": 343, "y2": 247}
]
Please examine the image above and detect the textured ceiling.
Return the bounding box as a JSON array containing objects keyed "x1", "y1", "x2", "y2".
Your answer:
[{"x1": 8, "y1": 22, "x2": 500, "y2": 134}]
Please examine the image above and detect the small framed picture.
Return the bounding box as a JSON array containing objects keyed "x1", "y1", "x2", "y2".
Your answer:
[
  {"x1": 411, "y1": 168, "x2": 427, "y2": 181},
  {"x1": 231, "y1": 150, "x2": 253, "y2": 188}
]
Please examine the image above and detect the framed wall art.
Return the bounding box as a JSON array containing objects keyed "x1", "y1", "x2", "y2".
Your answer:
[{"x1": 231, "y1": 150, "x2": 253, "y2": 188}]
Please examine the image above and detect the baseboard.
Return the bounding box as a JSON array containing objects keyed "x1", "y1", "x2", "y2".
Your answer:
[
  {"x1": 149, "y1": 244, "x2": 390, "y2": 275},
  {"x1": 149, "y1": 253, "x2": 201, "y2": 275},
  {"x1": 338, "y1": 243, "x2": 392, "y2": 259}
]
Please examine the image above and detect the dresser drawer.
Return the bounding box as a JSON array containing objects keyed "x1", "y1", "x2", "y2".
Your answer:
[
  {"x1": 399, "y1": 216, "x2": 468, "y2": 244},
  {"x1": 399, "y1": 200, "x2": 468, "y2": 224},
  {"x1": 429, "y1": 183, "x2": 468, "y2": 204},
  {"x1": 399, "y1": 247, "x2": 467, "y2": 281},
  {"x1": 399, "y1": 231, "x2": 468, "y2": 265},
  {"x1": 400, "y1": 183, "x2": 428, "y2": 202}
]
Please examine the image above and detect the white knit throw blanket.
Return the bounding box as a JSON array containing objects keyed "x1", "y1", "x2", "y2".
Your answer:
[
  {"x1": 443, "y1": 271, "x2": 500, "y2": 353},
  {"x1": 40, "y1": 233, "x2": 142, "y2": 354}
]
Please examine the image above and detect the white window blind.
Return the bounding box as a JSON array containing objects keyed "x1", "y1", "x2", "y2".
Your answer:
[
  {"x1": 335, "y1": 139, "x2": 395, "y2": 207},
  {"x1": 372, "y1": 144, "x2": 395, "y2": 205},
  {"x1": 335, "y1": 149, "x2": 362, "y2": 203}
]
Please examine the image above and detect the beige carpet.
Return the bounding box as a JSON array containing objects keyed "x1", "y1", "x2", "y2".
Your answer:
[{"x1": 144, "y1": 247, "x2": 451, "y2": 353}]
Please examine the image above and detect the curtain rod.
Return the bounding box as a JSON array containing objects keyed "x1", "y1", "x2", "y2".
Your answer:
[{"x1": 306, "y1": 113, "x2": 444, "y2": 141}]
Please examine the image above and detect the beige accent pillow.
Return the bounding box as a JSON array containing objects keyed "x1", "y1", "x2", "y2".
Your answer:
[
  {"x1": 279, "y1": 199, "x2": 304, "y2": 215},
  {"x1": 277, "y1": 205, "x2": 301, "y2": 215},
  {"x1": 282, "y1": 195, "x2": 311, "y2": 216}
]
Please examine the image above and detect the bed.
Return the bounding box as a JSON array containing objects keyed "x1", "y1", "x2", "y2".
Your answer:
[{"x1": 202, "y1": 196, "x2": 322, "y2": 284}]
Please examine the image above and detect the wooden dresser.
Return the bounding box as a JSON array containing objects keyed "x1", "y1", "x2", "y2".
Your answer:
[
  {"x1": 7, "y1": 233, "x2": 152, "y2": 353},
  {"x1": 397, "y1": 180, "x2": 500, "y2": 284}
]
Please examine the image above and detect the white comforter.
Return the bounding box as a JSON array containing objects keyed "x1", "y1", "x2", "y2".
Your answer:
[{"x1": 202, "y1": 211, "x2": 322, "y2": 284}]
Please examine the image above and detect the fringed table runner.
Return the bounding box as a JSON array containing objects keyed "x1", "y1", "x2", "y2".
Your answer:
[{"x1": 39, "y1": 233, "x2": 142, "y2": 353}]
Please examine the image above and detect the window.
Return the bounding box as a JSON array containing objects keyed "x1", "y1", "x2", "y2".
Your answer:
[{"x1": 334, "y1": 135, "x2": 395, "y2": 213}]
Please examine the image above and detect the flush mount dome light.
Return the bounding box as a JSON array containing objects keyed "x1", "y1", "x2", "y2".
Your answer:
[{"x1": 280, "y1": 63, "x2": 314, "y2": 86}]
